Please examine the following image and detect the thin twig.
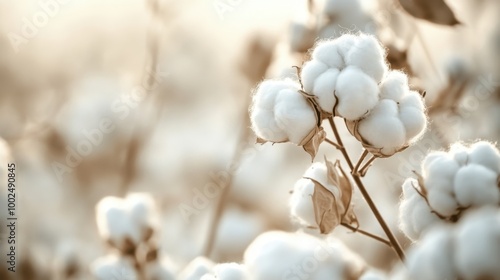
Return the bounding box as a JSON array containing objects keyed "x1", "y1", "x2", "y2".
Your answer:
[
  {"x1": 325, "y1": 138, "x2": 342, "y2": 150},
  {"x1": 340, "y1": 223, "x2": 391, "y2": 247},
  {"x1": 328, "y1": 117, "x2": 406, "y2": 261},
  {"x1": 352, "y1": 149, "x2": 368, "y2": 176},
  {"x1": 359, "y1": 155, "x2": 377, "y2": 177}
]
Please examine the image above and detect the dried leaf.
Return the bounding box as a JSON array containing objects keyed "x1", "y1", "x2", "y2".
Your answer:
[
  {"x1": 302, "y1": 127, "x2": 326, "y2": 161},
  {"x1": 256, "y1": 137, "x2": 268, "y2": 144},
  {"x1": 309, "y1": 178, "x2": 341, "y2": 234},
  {"x1": 398, "y1": 0, "x2": 460, "y2": 26}
]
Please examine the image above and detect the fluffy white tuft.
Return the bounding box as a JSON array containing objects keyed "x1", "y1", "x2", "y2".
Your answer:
[
  {"x1": 312, "y1": 40, "x2": 345, "y2": 69},
  {"x1": 345, "y1": 35, "x2": 387, "y2": 82},
  {"x1": 453, "y1": 164, "x2": 500, "y2": 207},
  {"x1": 468, "y1": 141, "x2": 500, "y2": 173},
  {"x1": 380, "y1": 71, "x2": 409, "y2": 102},
  {"x1": 178, "y1": 256, "x2": 215, "y2": 280},
  {"x1": 312, "y1": 68, "x2": 340, "y2": 113},
  {"x1": 335, "y1": 66, "x2": 379, "y2": 120}
]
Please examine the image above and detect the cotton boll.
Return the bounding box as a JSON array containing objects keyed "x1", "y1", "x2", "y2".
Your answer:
[
  {"x1": 290, "y1": 179, "x2": 316, "y2": 227},
  {"x1": 380, "y1": 71, "x2": 409, "y2": 102},
  {"x1": 126, "y1": 193, "x2": 158, "y2": 238},
  {"x1": 312, "y1": 68, "x2": 340, "y2": 113},
  {"x1": 274, "y1": 89, "x2": 317, "y2": 144},
  {"x1": 427, "y1": 189, "x2": 459, "y2": 217},
  {"x1": 345, "y1": 35, "x2": 387, "y2": 82},
  {"x1": 250, "y1": 109, "x2": 288, "y2": 142},
  {"x1": 335, "y1": 66, "x2": 379, "y2": 120},
  {"x1": 301, "y1": 60, "x2": 329, "y2": 93},
  {"x1": 399, "y1": 91, "x2": 425, "y2": 111},
  {"x1": 96, "y1": 197, "x2": 140, "y2": 248},
  {"x1": 178, "y1": 256, "x2": 215, "y2": 280},
  {"x1": 252, "y1": 79, "x2": 292, "y2": 110},
  {"x1": 454, "y1": 208, "x2": 500, "y2": 279},
  {"x1": 312, "y1": 41, "x2": 345, "y2": 69},
  {"x1": 358, "y1": 100, "x2": 406, "y2": 155},
  {"x1": 335, "y1": 34, "x2": 358, "y2": 60},
  {"x1": 398, "y1": 106, "x2": 427, "y2": 140},
  {"x1": 453, "y1": 164, "x2": 500, "y2": 207},
  {"x1": 468, "y1": 141, "x2": 500, "y2": 173},
  {"x1": 91, "y1": 255, "x2": 138, "y2": 280},
  {"x1": 406, "y1": 227, "x2": 457, "y2": 280}
]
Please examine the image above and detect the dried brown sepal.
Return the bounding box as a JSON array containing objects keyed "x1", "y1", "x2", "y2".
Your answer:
[
  {"x1": 122, "y1": 237, "x2": 137, "y2": 256},
  {"x1": 308, "y1": 177, "x2": 341, "y2": 234},
  {"x1": 301, "y1": 127, "x2": 326, "y2": 161},
  {"x1": 145, "y1": 247, "x2": 159, "y2": 262},
  {"x1": 345, "y1": 119, "x2": 409, "y2": 158},
  {"x1": 325, "y1": 157, "x2": 359, "y2": 227},
  {"x1": 398, "y1": 0, "x2": 460, "y2": 26}
]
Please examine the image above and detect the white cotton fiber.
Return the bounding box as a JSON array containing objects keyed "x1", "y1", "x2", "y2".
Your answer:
[
  {"x1": 345, "y1": 35, "x2": 387, "y2": 82},
  {"x1": 421, "y1": 151, "x2": 448, "y2": 177},
  {"x1": 312, "y1": 68, "x2": 340, "y2": 113},
  {"x1": 312, "y1": 40, "x2": 345, "y2": 69},
  {"x1": 426, "y1": 189, "x2": 459, "y2": 217},
  {"x1": 448, "y1": 143, "x2": 469, "y2": 166},
  {"x1": 399, "y1": 179, "x2": 440, "y2": 240},
  {"x1": 91, "y1": 255, "x2": 138, "y2": 280},
  {"x1": 301, "y1": 60, "x2": 329, "y2": 93},
  {"x1": 290, "y1": 179, "x2": 316, "y2": 227},
  {"x1": 380, "y1": 71, "x2": 409, "y2": 102},
  {"x1": 468, "y1": 141, "x2": 500, "y2": 173},
  {"x1": 274, "y1": 88, "x2": 317, "y2": 144},
  {"x1": 453, "y1": 164, "x2": 500, "y2": 207},
  {"x1": 323, "y1": 0, "x2": 362, "y2": 19},
  {"x1": 454, "y1": 208, "x2": 500, "y2": 279},
  {"x1": 398, "y1": 106, "x2": 427, "y2": 140},
  {"x1": 250, "y1": 109, "x2": 288, "y2": 142},
  {"x1": 399, "y1": 91, "x2": 425, "y2": 111},
  {"x1": 96, "y1": 197, "x2": 140, "y2": 247},
  {"x1": 178, "y1": 256, "x2": 215, "y2": 280},
  {"x1": 358, "y1": 100, "x2": 406, "y2": 155},
  {"x1": 406, "y1": 227, "x2": 458, "y2": 280},
  {"x1": 211, "y1": 263, "x2": 249, "y2": 280},
  {"x1": 359, "y1": 269, "x2": 388, "y2": 280},
  {"x1": 126, "y1": 193, "x2": 158, "y2": 236},
  {"x1": 335, "y1": 34, "x2": 358, "y2": 60},
  {"x1": 423, "y1": 155, "x2": 460, "y2": 194},
  {"x1": 335, "y1": 66, "x2": 379, "y2": 120}
]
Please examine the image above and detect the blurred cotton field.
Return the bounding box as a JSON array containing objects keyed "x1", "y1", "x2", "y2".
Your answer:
[{"x1": 0, "y1": 0, "x2": 499, "y2": 279}]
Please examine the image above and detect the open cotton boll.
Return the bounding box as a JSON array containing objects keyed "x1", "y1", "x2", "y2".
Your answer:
[
  {"x1": 468, "y1": 141, "x2": 500, "y2": 173},
  {"x1": 274, "y1": 88, "x2": 317, "y2": 144},
  {"x1": 399, "y1": 179, "x2": 440, "y2": 241},
  {"x1": 91, "y1": 255, "x2": 138, "y2": 280},
  {"x1": 178, "y1": 256, "x2": 215, "y2": 280},
  {"x1": 423, "y1": 155, "x2": 460, "y2": 193},
  {"x1": 96, "y1": 197, "x2": 141, "y2": 248},
  {"x1": 380, "y1": 71, "x2": 409, "y2": 102},
  {"x1": 312, "y1": 68, "x2": 340, "y2": 113},
  {"x1": 250, "y1": 109, "x2": 288, "y2": 142},
  {"x1": 453, "y1": 164, "x2": 500, "y2": 207},
  {"x1": 454, "y1": 208, "x2": 500, "y2": 279},
  {"x1": 399, "y1": 91, "x2": 425, "y2": 111},
  {"x1": 252, "y1": 79, "x2": 292, "y2": 110},
  {"x1": 345, "y1": 35, "x2": 387, "y2": 82},
  {"x1": 335, "y1": 34, "x2": 358, "y2": 60},
  {"x1": 301, "y1": 60, "x2": 329, "y2": 93},
  {"x1": 126, "y1": 193, "x2": 158, "y2": 238},
  {"x1": 290, "y1": 178, "x2": 316, "y2": 227},
  {"x1": 335, "y1": 66, "x2": 379, "y2": 120},
  {"x1": 311, "y1": 40, "x2": 345, "y2": 69},
  {"x1": 421, "y1": 151, "x2": 448, "y2": 177},
  {"x1": 358, "y1": 100, "x2": 406, "y2": 155},
  {"x1": 448, "y1": 143, "x2": 469, "y2": 166},
  {"x1": 244, "y1": 231, "x2": 366, "y2": 280},
  {"x1": 406, "y1": 227, "x2": 457, "y2": 280}
]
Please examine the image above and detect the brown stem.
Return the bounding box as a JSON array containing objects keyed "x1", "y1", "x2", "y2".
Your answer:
[
  {"x1": 352, "y1": 149, "x2": 369, "y2": 176},
  {"x1": 325, "y1": 138, "x2": 342, "y2": 150},
  {"x1": 340, "y1": 223, "x2": 391, "y2": 247},
  {"x1": 359, "y1": 155, "x2": 377, "y2": 177},
  {"x1": 328, "y1": 117, "x2": 406, "y2": 261}
]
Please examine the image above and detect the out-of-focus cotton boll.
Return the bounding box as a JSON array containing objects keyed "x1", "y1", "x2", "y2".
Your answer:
[
  {"x1": 399, "y1": 179, "x2": 440, "y2": 241},
  {"x1": 91, "y1": 255, "x2": 138, "y2": 280},
  {"x1": 323, "y1": 0, "x2": 362, "y2": 19},
  {"x1": 250, "y1": 79, "x2": 317, "y2": 144},
  {"x1": 358, "y1": 99, "x2": 406, "y2": 155},
  {"x1": 426, "y1": 189, "x2": 459, "y2": 217},
  {"x1": 468, "y1": 141, "x2": 500, "y2": 173},
  {"x1": 405, "y1": 226, "x2": 458, "y2": 280},
  {"x1": 423, "y1": 155, "x2": 459, "y2": 194},
  {"x1": 453, "y1": 164, "x2": 500, "y2": 207},
  {"x1": 203, "y1": 263, "x2": 250, "y2": 280},
  {"x1": 289, "y1": 178, "x2": 316, "y2": 227},
  {"x1": 178, "y1": 256, "x2": 215, "y2": 280},
  {"x1": 126, "y1": 193, "x2": 158, "y2": 236},
  {"x1": 345, "y1": 35, "x2": 388, "y2": 83},
  {"x1": 96, "y1": 197, "x2": 140, "y2": 250},
  {"x1": 454, "y1": 208, "x2": 500, "y2": 279},
  {"x1": 335, "y1": 66, "x2": 379, "y2": 120},
  {"x1": 449, "y1": 143, "x2": 469, "y2": 167},
  {"x1": 359, "y1": 269, "x2": 388, "y2": 280},
  {"x1": 243, "y1": 231, "x2": 366, "y2": 280}
]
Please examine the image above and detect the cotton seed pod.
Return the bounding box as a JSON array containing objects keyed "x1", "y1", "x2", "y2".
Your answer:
[{"x1": 290, "y1": 157, "x2": 357, "y2": 233}]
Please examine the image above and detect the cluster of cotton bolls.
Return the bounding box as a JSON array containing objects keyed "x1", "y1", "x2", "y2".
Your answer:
[
  {"x1": 398, "y1": 207, "x2": 500, "y2": 280},
  {"x1": 250, "y1": 79, "x2": 319, "y2": 145},
  {"x1": 91, "y1": 193, "x2": 175, "y2": 280},
  {"x1": 399, "y1": 141, "x2": 500, "y2": 241},
  {"x1": 301, "y1": 34, "x2": 426, "y2": 157}
]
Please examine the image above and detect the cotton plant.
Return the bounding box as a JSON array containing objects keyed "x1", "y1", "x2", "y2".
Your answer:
[
  {"x1": 397, "y1": 207, "x2": 500, "y2": 280},
  {"x1": 399, "y1": 141, "x2": 500, "y2": 241},
  {"x1": 92, "y1": 193, "x2": 175, "y2": 280}
]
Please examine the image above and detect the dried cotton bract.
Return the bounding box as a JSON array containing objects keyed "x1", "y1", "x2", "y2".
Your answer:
[
  {"x1": 399, "y1": 141, "x2": 500, "y2": 241},
  {"x1": 289, "y1": 158, "x2": 357, "y2": 234}
]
